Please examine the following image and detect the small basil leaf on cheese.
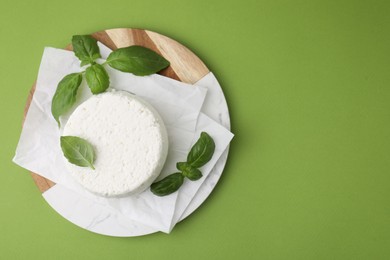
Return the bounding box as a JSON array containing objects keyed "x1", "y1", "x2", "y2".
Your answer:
[
  {"x1": 60, "y1": 136, "x2": 96, "y2": 170},
  {"x1": 85, "y1": 64, "x2": 110, "y2": 94},
  {"x1": 106, "y1": 45, "x2": 170, "y2": 76},
  {"x1": 51, "y1": 73, "x2": 83, "y2": 127},
  {"x1": 72, "y1": 35, "x2": 101, "y2": 66},
  {"x1": 187, "y1": 132, "x2": 215, "y2": 168},
  {"x1": 151, "y1": 173, "x2": 184, "y2": 196},
  {"x1": 182, "y1": 167, "x2": 203, "y2": 181}
]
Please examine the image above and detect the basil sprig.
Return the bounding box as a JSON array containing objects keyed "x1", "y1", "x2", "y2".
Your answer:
[
  {"x1": 51, "y1": 34, "x2": 170, "y2": 127},
  {"x1": 60, "y1": 136, "x2": 96, "y2": 170},
  {"x1": 151, "y1": 132, "x2": 215, "y2": 196}
]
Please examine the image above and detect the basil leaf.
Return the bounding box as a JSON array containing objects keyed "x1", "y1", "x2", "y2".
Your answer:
[
  {"x1": 106, "y1": 45, "x2": 170, "y2": 76},
  {"x1": 182, "y1": 167, "x2": 203, "y2": 181},
  {"x1": 85, "y1": 64, "x2": 110, "y2": 94},
  {"x1": 150, "y1": 173, "x2": 184, "y2": 196},
  {"x1": 187, "y1": 132, "x2": 215, "y2": 168},
  {"x1": 72, "y1": 35, "x2": 101, "y2": 66},
  {"x1": 177, "y1": 162, "x2": 203, "y2": 180},
  {"x1": 51, "y1": 73, "x2": 83, "y2": 127},
  {"x1": 176, "y1": 162, "x2": 188, "y2": 171},
  {"x1": 60, "y1": 136, "x2": 96, "y2": 170}
]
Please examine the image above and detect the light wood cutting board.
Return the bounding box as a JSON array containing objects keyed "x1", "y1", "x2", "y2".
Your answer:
[{"x1": 24, "y1": 28, "x2": 210, "y2": 193}]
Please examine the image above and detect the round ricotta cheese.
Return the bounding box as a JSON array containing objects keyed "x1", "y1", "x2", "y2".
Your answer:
[{"x1": 62, "y1": 90, "x2": 168, "y2": 197}]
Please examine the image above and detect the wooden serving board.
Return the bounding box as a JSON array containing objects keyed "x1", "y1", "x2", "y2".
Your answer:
[{"x1": 25, "y1": 28, "x2": 210, "y2": 193}]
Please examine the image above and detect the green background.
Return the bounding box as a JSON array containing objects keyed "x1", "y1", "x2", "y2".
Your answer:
[{"x1": 1, "y1": 0, "x2": 390, "y2": 259}]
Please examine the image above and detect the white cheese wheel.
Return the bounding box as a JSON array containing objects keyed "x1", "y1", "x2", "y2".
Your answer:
[{"x1": 62, "y1": 90, "x2": 168, "y2": 197}]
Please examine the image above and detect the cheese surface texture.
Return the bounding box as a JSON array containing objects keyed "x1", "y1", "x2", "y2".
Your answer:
[{"x1": 62, "y1": 90, "x2": 168, "y2": 197}]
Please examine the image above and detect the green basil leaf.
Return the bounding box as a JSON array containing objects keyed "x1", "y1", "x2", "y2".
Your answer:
[
  {"x1": 176, "y1": 162, "x2": 188, "y2": 171},
  {"x1": 72, "y1": 35, "x2": 101, "y2": 66},
  {"x1": 150, "y1": 172, "x2": 184, "y2": 196},
  {"x1": 85, "y1": 64, "x2": 110, "y2": 94},
  {"x1": 177, "y1": 162, "x2": 203, "y2": 181},
  {"x1": 106, "y1": 45, "x2": 170, "y2": 76},
  {"x1": 182, "y1": 167, "x2": 203, "y2": 181},
  {"x1": 60, "y1": 136, "x2": 96, "y2": 170},
  {"x1": 187, "y1": 132, "x2": 216, "y2": 168},
  {"x1": 51, "y1": 73, "x2": 83, "y2": 127}
]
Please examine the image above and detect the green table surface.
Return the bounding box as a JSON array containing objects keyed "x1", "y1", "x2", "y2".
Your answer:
[{"x1": 1, "y1": 0, "x2": 390, "y2": 259}]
